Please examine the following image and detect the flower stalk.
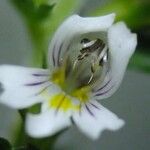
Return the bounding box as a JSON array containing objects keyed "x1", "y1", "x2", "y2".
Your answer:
[
  {"x1": 11, "y1": 0, "x2": 55, "y2": 67},
  {"x1": 14, "y1": 121, "x2": 60, "y2": 150}
]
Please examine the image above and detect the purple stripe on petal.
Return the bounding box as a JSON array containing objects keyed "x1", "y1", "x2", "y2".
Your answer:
[
  {"x1": 92, "y1": 69, "x2": 111, "y2": 93},
  {"x1": 85, "y1": 104, "x2": 95, "y2": 117},
  {"x1": 89, "y1": 102, "x2": 100, "y2": 110},
  {"x1": 52, "y1": 44, "x2": 56, "y2": 66},
  {"x1": 25, "y1": 80, "x2": 48, "y2": 86},
  {"x1": 32, "y1": 73, "x2": 49, "y2": 77},
  {"x1": 94, "y1": 85, "x2": 114, "y2": 97},
  {"x1": 34, "y1": 83, "x2": 52, "y2": 96},
  {"x1": 95, "y1": 79, "x2": 111, "y2": 93},
  {"x1": 70, "y1": 116, "x2": 75, "y2": 125},
  {"x1": 57, "y1": 43, "x2": 63, "y2": 66}
]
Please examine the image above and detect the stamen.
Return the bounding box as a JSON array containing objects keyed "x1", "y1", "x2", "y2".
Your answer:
[
  {"x1": 73, "y1": 59, "x2": 78, "y2": 70},
  {"x1": 97, "y1": 45, "x2": 107, "y2": 63},
  {"x1": 73, "y1": 38, "x2": 108, "y2": 86},
  {"x1": 87, "y1": 73, "x2": 94, "y2": 84},
  {"x1": 80, "y1": 38, "x2": 90, "y2": 44},
  {"x1": 77, "y1": 53, "x2": 87, "y2": 60},
  {"x1": 88, "y1": 61, "x2": 95, "y2": 84},
  {"x1": 73, "y1": 53, "x2": 88, "y2": 70}
]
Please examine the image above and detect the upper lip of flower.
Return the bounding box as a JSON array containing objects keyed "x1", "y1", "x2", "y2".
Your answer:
[{"x1": 0, "y1": 13, "x2": 137, "y2": 140}]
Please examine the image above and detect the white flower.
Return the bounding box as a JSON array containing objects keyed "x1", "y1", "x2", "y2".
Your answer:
[{"x1": 0, "y1": 13, "x2": 137, "y2": 140}]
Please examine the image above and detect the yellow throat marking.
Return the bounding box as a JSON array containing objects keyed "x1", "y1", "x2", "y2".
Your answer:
[{"x1": 49, "y1": 93, "x2": 80, "y2": 112}]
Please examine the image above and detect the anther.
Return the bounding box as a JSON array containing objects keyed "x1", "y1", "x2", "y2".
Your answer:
[
  {"x1": 88, "y1": 63, "x2": 95, "y2": 84},
  {"x1": 88, "y1": 73, "x2": 94, "y2": 84},
  {"x1": 81, "y1": 38, "x2": 90, "y2": 44}
]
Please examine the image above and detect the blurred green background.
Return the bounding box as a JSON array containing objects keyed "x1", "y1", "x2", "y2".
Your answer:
[{"x1": 0, "y1": 0, "x2": 150, "y2": 150}]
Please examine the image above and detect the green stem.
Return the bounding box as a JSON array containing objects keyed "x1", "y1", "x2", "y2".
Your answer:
[
  {"x1": 27, "y1": 135, "x2": 59, "y2": 150},
  {"x1": 14, "y1": 115, "x2": 62, "y2": 150},
  {"x1": 27, "y1": 21, "x2": 49, "y2": 68},
  {"x1": 11, "y1": 0, "x2": 52, "y2": 68}
]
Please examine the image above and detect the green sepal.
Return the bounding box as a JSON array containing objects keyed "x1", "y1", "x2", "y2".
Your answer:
[
  {"x1": 11, "y1": 0, "x2": 55, "y2": 22},
  {"x1": 28, "y1": 103, "x2": 42, "y2": 114}
]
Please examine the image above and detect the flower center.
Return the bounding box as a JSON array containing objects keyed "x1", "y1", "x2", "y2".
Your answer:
[
  {"x1": 51, "y1": 66, "x2": 90, "y2": 103},
  {"x1": 51, "y1": 38, "x2": 108, "y2": 102}
]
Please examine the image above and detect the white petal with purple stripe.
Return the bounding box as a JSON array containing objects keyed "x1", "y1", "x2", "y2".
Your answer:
[
  {"x1": 92, "y1": 22, "x2": 137, "y2": 100},
  {"x1": 0, "y1": 65, "x2": 51, "y2": 108},
  {"x1": 73, "y1": 100, "x2": 125, "y2": 140}
]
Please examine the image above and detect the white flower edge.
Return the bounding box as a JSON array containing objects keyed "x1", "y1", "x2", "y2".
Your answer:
[
  {"x1": 0, "y1": 65, "x2": 50, "y2": 108},
  {"x1": 73, "y1": 100, "x2": 124, "y2": 140},
  {"x1": 93, "y1": 22, "x2": 137, "y2": 99},
  {"x1": 25, "y1": 99, "x2": 124, "y2": 140},
  {"x1": 26, "y1": 109, "x2": 71, "y2": 138}
]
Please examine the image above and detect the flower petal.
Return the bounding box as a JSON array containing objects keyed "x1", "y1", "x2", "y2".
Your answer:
[
  {"x1": 48, "y1": 13, "x2": 115, "y2": 68},
  {"x1": 93, "y1": 22, "x2": 137, "y2": 99},
  {"x1": 26, "y1": 110, "x2": 71, "y2": 138},
  {"x1": 72, "y1": 101, "x2": 124, "y2": 140},
  {"x1": 0, "y1": 65, "x2": 50, "y2": 108}
]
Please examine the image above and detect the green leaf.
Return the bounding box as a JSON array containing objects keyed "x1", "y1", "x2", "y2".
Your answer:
[
  {"x1": 26, "y1": 144, "x2": 39, "y2": 150},
  {"x1": 11, "y1": 0, "x2": 82, "y2": 67},
  {"x1": 36, "y1": 4, "x2": 55, "y2": 20},
  {"x1": 0, "y1": 137, "x2": 11, "y2": 150},
  {"x1": 46, "y1": 0, "x2": 82, "y2": 39},
  {"x1": 14, "y1": 144, "x2": 39, "y2": 150},
  {"x1": 32, "y1": 0, "x2": 51, "y2": 7},
  {"x1": 90, "y1": 0, "x2": 150, "y2": 29},
  {"x1": 11, "y1": 0, "x2": 55, "y2": 67},
  {"x1": 11, "y1": 0, "x2": 54, "y2": 22}
]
